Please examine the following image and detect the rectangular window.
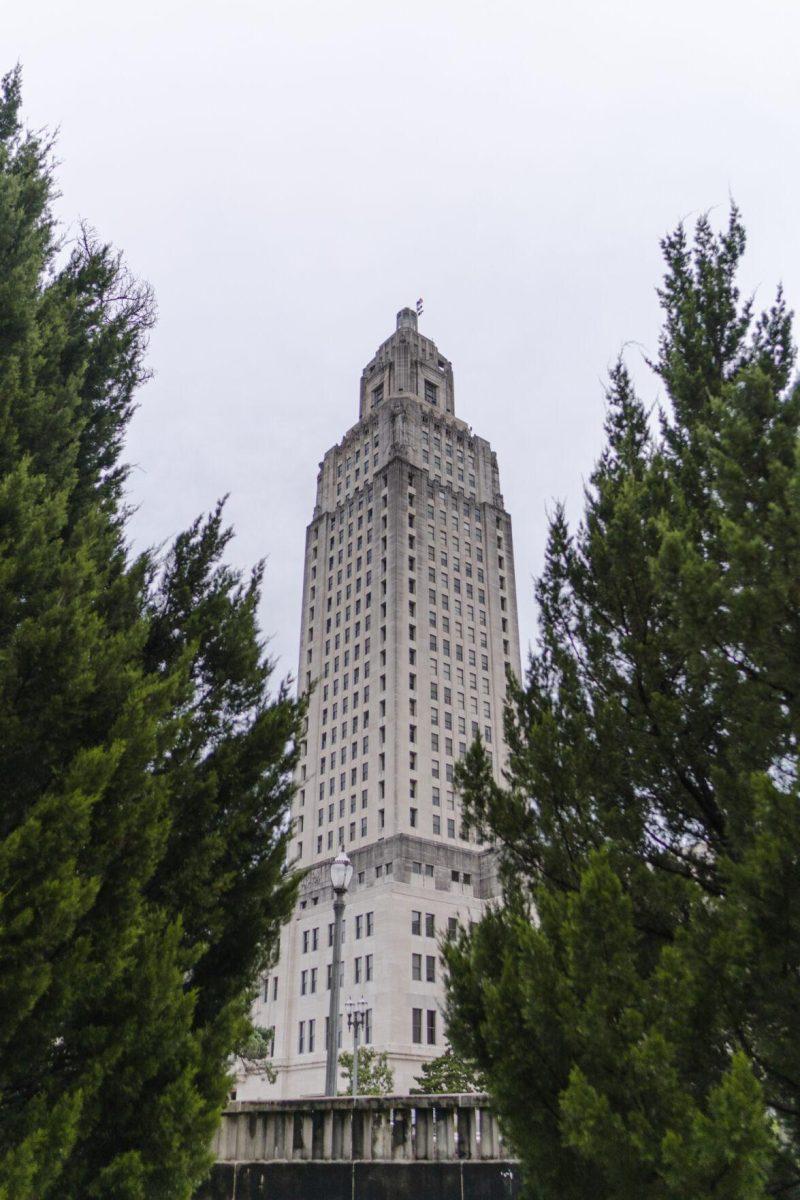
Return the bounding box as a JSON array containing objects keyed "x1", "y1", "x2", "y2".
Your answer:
[
  {"x1": 425, "y1": 913, "x2": 435, "y2": 937},
  {"x1": 412, "y1": 1008, "x2": 423, "y2": 1043},
  {"x1": 425, "y1": 380, "x2": 438, "y2": 405},
  {"x1": 366, "y1": 911, "x2": 374, "y2": 936},
  {"x1": 365, "y1": 953, "x2": 373, "y2": 981},
  {"x1": 298, "y1": 1020, "x2": 305, "y2": 1053},
  {"x1": 426, "y1": 955, "x2": 436, "y2": 982},
  {"x1": 412, "y1": 953, "x2": 422, "y2": 981},
  {"x1": 411, "y1": 910, "x2": 421, "y2": 936},
  {"x1": 427, "y1": 1009, "x2": 437, "y2": 1045},
  {"x1": 308, "y1": 1018, "x2": 316, "y2": 1053}
]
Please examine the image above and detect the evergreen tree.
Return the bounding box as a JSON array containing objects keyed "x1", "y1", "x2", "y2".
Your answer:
[
  {"x1": 0, "y1": 69, "x2": 299, "y2": 1199},
  {"x1": 444, "y1": 208, "x2": 800, "y2": 1199},
  {"x1": 411, "y1": 1047, "x2": 485, "y2": 1094}
]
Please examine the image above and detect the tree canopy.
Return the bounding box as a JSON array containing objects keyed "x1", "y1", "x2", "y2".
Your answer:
[
  {"x1": 0, "y1": 67, "x2": 300, "y2": 1199},
  {"x1": 411, "y1": 1047, "x2": 485, "y2": 1095},
  {"x1": 338, "y1": 1048, "x2": 395, "y2": 1096},
  {"x1": 445, "y1": 207, "x2": 800, "y2": 1200}
]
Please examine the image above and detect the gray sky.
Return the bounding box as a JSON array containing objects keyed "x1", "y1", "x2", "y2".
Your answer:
[{"x1": 8, "y1": 0, "x2": 800, "y2": 683}]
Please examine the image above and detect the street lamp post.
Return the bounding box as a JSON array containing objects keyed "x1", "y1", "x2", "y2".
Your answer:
[
  {"x1": 345, "y1": 996, "x2": 368, "y2": 1097},
  {"x1": 324, "y1": 851, "x2": 352, "y2": 1096}
]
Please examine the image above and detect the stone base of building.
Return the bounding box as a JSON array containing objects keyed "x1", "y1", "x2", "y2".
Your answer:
[{"x1": 196, "y1": 1160, "x2": 521, "y2": 1200}]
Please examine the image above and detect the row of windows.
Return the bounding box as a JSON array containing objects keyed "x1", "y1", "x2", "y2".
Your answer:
[
  {"x1": 300, "y1": 953, "x2": 375, "y2": 995},
  {"x1": 318, "y1": 796, "x2": 368, "y2": 823},
  {"x1": 429, "y1": 814, "x2": 466, "y2": 839},
  {"x1": 297, "y1": 910, "x2": 458, "y2": 951},
  {"x1": 336, "y1": 452, "x2": 380, "y2": 493},
  {"x1": 423, "y1": 505, "x2": 481, "y2": 538},
  {"x1": 429, "y1": 682, "x2": 493, "y2": 721},
  {"x1": 425, "y1": 527, "x2": 484, "y2": 562},
  {"x1": 305, "y1": 793, "x2": 479, "y2": 853},
  {"x1": 297, "y1": 1010, "x2": 374, "y2": 1054},
  {"x1": 422, "y1": 454, "x2": 475, "y2": 488},
  {"x1": 312, "y1": 815, "x2": 381, "y2": 856},
  {"x1": 421, "y1": 424, "x2": 476, "y2": 463},
  {"x1": 431, "y1": 727, "x2": 491, "y2": 749},
  {"x1": 317, "y1": 762, "x2": 370, "y2": 796},
  {"x1": 300, "y1": 912, "x2": 374, "y2": 954},
  {"x1": 319, "y1": 744, "x2": 370, "y2": 774},
  {"x1": 336, "y1": 429, "x2": 380, "y2": 476},
  {"x1": 334, "y1": 425, "x2": 381, "y2": 495},
  {"x1": 316, "y1": 714, "x2": 486, "y2": 780}
]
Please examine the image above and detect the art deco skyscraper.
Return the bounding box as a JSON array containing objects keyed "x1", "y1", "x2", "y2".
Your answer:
[{"x1": 246, "y1": 308, "x2": 522, "y2": 1098}]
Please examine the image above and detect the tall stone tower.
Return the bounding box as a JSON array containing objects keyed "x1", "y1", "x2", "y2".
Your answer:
[{"x1": 245, "y1": 308, "x2": 522, "y2": 1098}]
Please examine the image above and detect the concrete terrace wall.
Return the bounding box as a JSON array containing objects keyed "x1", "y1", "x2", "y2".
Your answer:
[{"x1": 196, "y1": 1094, "x2": 521, "y2": 1200}]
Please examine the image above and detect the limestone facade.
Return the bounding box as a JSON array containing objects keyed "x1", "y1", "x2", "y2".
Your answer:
[{"x1": 240, "y1": 308, "x2": 521, "y2": 1098}]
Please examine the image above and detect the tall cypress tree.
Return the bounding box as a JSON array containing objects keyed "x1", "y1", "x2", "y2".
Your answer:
[
  {"x1": 0, "y1": 69, "x2": 299, "y2": 1199},
  {"x1": 445, "y1": 209, "x2": 800, "y2": 1199}
]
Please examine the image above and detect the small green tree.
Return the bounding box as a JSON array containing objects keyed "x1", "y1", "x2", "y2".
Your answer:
[
  {"x1": 411, "y1": 1047, "x2": 485, "y2": 1094},
  {"x1": 234, "y1": 1026, "x2": 277, "y2": 1086},
  {"x1": 338, "y1": 1048, "x2": 394, "y2": 1096}
]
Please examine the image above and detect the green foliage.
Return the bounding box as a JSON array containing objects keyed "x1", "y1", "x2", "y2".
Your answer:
[
  {"x1": 234, "y1": 1026, "x2": 276, "y2": 1086},
  {"x1": 445, "y1": 208, "x2": 800, "y2": 1199},
  {"x1": 411, "y1": 1047, "x2": 485, "y2": 1094},
  {"x1": 0, "y1": 68, "x2": 299, "y2": 1198},
  {"x1": 338, "y1": 1048, "x2": 394, "y2": 1096}
]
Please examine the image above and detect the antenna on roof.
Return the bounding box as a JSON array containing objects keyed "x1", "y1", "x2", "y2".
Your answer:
[{"x1": 416, "y1": 297, "x2": 424, "y2": 316}]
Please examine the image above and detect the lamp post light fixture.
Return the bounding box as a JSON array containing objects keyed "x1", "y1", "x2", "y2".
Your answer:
[
  {"x1": 345, "y1": 996, "x2": 369, "y2": 1097},
  {"x1": 324, "y1": 850, "x2": 353, "y2": 1096}
]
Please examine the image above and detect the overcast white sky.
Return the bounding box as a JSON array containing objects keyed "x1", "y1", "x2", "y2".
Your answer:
[{"x1": 8, "y1": 0, "x2": 800, "y2": 682}]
